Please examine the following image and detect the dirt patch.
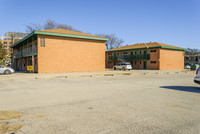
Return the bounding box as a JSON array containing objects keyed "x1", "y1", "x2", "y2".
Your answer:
[
  {"x1": 0, "y1": 111, "x2": 22, "y2": 120},
  {"x1": 0, "y1": 123, "x2": 23, "y2": 134},
  {"x1": 0, "y1": 111, "x2": 23, "y2": 134},
  {"x1": 34, "y1": 114, "x2": 47, "y2": 119}
]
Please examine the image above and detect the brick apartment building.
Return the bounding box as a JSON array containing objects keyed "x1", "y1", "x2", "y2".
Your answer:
[
  {"x1": 11, "y1": 29, "x2": 108, "y2": 73},
  {"x1": 106, "y1": 42, "x2": 185, "y2": 70},
  {"x1": 185, "y1": 54, "x2": 200, "y2": 65}
]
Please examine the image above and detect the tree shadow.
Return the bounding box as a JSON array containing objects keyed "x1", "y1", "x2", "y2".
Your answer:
[{"x1": 160, "y1": 86, "x2": 200, "y2": 93}]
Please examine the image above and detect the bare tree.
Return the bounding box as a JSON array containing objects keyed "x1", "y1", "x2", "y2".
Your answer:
[
  {"x1": 96, "y1": 34, "x2": 124, "y2": 50},
  {"x1": 43, "y1": 19, "x2": 57, "y2": 29},
  {"x1": 26, "y1": 19, "x2": 81, "y2": 33},
  {"x1": 26, "y1": 23, "x2": 43, "y2": 33},
  {"x1": 185, "y1": 48, "x2": 200, "y2": 55}
]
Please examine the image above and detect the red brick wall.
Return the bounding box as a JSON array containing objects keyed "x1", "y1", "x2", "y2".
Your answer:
[
  {"x1": 159, "y1": 49, "x2": 184, "y2": 70},
  {"x1": 37, "y1": 35, "x2": 105, "y2": 73}
]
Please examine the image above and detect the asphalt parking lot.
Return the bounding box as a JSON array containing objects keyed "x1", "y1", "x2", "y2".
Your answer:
[{"x1": 0, "y1": 72, "x2": 200, "y2": 134}]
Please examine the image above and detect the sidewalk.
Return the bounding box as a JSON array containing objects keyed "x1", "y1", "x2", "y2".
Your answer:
[{"x1": 0, "y1": 69, "x2": 195, "y2": 81}]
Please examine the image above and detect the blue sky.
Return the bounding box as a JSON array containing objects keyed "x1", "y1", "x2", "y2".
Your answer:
[{"x1": 0, "y1": 0, "x2": 199, "y2": 48}]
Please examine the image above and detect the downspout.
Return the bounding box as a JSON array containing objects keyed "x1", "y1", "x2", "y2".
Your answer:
[{"x1": 144, "y1": 43, "x2": 149, "y2": 69}]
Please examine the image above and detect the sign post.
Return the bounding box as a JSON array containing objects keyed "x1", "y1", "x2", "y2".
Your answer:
[
  {"x1": 27, "y1": 66, "x2": 33, "y2": 73},
  {"x1": 32, "y1": 56, "x2": 34, "y2": 73}
]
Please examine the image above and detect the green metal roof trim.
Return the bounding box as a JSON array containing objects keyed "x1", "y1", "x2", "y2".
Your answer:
[
  {"x1": 34, "y1": 31, "x2": 108, "y2": 41},
  {"x1": 11, "y1": 32, "x2": 34, "y2": 48},
  {"x1": 106, "y1": 46, "x2": 186, "y2": 52},
  {"x1": 160, "y1": 46, "x2": 186, "y2": 50},
  {"x1": 11, "y1": 30, "x2": 108, "y2": 48},
  {"x1": 23, "y1": 53, "x2": 37, "y2": 58}
]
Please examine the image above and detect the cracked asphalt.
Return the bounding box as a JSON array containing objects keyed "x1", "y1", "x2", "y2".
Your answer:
[{"x1": 0, "y1": 72, "x2": 200, "y2": 134}]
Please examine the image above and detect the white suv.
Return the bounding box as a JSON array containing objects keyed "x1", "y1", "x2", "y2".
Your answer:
[
  {"x1": 194, "y1": 67, "x2": 200, "y2": 85},
  {"x1": 113, "y1": 63, "x2": 132, "y2": 71}
]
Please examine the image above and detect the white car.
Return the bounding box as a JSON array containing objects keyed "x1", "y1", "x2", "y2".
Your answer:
[
  {"x1": 113, "y1": 62, "x2": 132, "y2": 71},
  {"x1": 194, "y1": 67, "x2": 200, "y2": 85},
  {"x1": 184, "y1": 64, "x2": 191, "y2": 69},
  {"x1": 0, "y1": 65, "x2": 15, "y2": 74}
]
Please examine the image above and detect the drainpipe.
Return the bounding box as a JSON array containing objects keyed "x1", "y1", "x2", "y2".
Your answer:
[{"x1": 144, "y1": 43, "x2": 149, "y2": 69}]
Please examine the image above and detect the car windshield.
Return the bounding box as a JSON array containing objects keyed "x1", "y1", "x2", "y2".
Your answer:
[
  {"x1": 125, "y1": 63, "x2": 131, "y2": 65},
  {"x1": 118, "y1": 63, "x2": 131, "y2": 65}
]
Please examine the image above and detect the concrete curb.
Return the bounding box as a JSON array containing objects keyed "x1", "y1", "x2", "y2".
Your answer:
[
  {"x1": 0, "y1": 78, "x2": 14, "y2": 81},
  {"x1": 0, "y1": 70, "x2": 195, "y2": 81},
  {"x1": 104, "y1": 74, "x2": 114, "y2": 76},
  {"x1": 65, "y1": 75, "x2": 92, "y2": 78},
  {"x1": 35, "y1": 76, "x2": 57, "y2": 79}
]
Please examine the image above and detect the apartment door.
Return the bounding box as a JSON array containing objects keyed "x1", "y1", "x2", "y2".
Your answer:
[
  {"x1": 143, "y1": 61, "x2": 147, "y2": 69},
  {"x1": 144, "y1": 51, "x2": 147, "y2": 59}
]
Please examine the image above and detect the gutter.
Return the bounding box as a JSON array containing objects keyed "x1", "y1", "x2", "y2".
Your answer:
[{"x1": 11, "y1": 30, "x2": 108, "y2": 48}]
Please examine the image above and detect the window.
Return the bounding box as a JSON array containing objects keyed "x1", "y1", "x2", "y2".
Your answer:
[
  {"x1": 40, "y1": 38, "x2": 45, "y2": 47},
  {"x1": 3, "y1": 41, "x2": 7, "y2": 44},
  {"x1": 123, "y1": 52, "x2": 128, "y2": 55},
  {"x1": 140, "y1": 61, "x2": 142, "y2": 64},
  {"x1": 140, "y1": 51, "x2": 142, "y2": 54},
  {"x1": 135, "y1": 52, "x2": 137, "y2": 55},
  {"x1": 150, "y1": 50, "x2": 157, "y2": 52},
  {"x1": 117, "y1": 53, "x2": 119, "y2": 55},
  {"x1": 151, "y1": 61, "x2": 157, "y2": 64},
  {"x1": 108, "y1": 53, "x2": 112, "y2": 56}
]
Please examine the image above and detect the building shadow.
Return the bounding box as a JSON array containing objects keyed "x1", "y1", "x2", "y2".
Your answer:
[{"x1": 160, "y1": 86, "x2": 200, "y2": 93}]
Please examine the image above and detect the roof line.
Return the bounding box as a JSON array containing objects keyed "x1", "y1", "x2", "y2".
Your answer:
[
  {"x1": 11, "y1": 30, "x2": 108, "y2": 48},
  {"x1": 144, "y1": 43, "x2": 149, "y2": 49},
  {"x1": 106, "y1": 46, "x2": 186, "y2": 52},
  {"x1": 34, "y1": 31, "x2": 108, "y2": 41},
  {"x1": 10, "y1": 32, "x2": 34, "y2": 48}
]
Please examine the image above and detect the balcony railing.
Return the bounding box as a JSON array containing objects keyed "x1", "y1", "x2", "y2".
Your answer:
[
  {"x1": 109, "y1": 54, "x2": 150, "y2": 61},
  {"x1": 14, "y1": 45, "x2": 37, "y2": 58}
]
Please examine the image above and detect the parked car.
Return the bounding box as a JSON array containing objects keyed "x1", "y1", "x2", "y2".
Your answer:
[
  {"x1": 184, "y1": 64, "x2": 191, "y2": 69},
  {"x1": 0, "y1": 65, "x2": 15, "y2": 74},
  {"x1": 194, "y1": 67, "x2": 200, "y2": 85},
  {"x1": 113, "y1": 62, "x2": 132, "y2": 71}
]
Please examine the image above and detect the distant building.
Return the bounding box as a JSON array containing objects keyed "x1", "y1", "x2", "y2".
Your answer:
[
  {"x1": 106, "y1": 42, "x2": 185, "y2": 70},
  {"x1": 11, "y1": 29, "x2": 108, "y2": 73},
  {"x1": 0, "y1": 32, "x2": 28, "y2": 63},
  {"x1": 185, "y1": 55, "x2": 200, "y2": 65}
]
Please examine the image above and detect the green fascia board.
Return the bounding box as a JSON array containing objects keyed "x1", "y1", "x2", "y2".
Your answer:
[
  {"x1": 11, "y1": 30, "x2": 108, "y2": 48},
  {"x1": 160, "y1": 46, "x2": 186, "y2": 50},
  {"x1": 22, "y1": 53, "x2": 37, "y2": 58},
  {"x1": 10, "y1": 32, "x2": 34, "y2": 48},
  {"x1": 34, "y1": 31, "x2": 108, "y2": 41},
  {"x1": 106, "y1": 47, "x2": 152, "y2": 52},
  {"x1": 106, "y1": 46, "x2": 185, "y2": 52}
]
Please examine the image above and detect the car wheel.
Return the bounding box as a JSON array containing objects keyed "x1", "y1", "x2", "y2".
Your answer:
[
  {"x1": 114, "y1": 67, "x2": 116, "y2": 70},
  {"x1": 122, "y1": 67, "x2": 125, "y2": 71},
  {"x1": 4, "y1": 70, "x2": 11, "y2": 75}
]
